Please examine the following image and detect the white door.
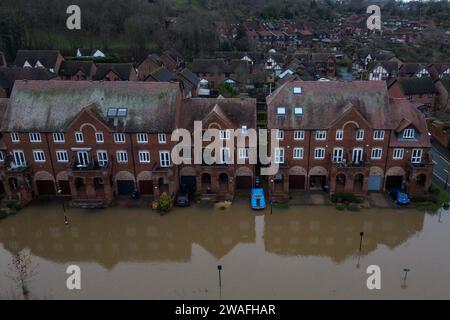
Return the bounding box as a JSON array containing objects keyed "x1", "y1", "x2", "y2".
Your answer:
[
  {"x1": 352, "y1": 148, "x2": 363, "y2": 164},
  {"x1": 77, "y1": 151, "x2": 89, "y2": 167}
]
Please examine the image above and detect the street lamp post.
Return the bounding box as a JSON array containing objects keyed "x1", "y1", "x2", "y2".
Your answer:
[
  {"x1": 58, "y1": 189, "x2": 68, "y2": 225},
  {"x1": 359, "y1": 231, "x2": 364, "y2": 252},
  {"x1": 217, "y1": 265, "x2": 222, "y2": 288}
]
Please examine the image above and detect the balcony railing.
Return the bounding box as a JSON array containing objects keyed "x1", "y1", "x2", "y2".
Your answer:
[{"x1": 71, "y1": 157, "x2": 109, "y2": 171}]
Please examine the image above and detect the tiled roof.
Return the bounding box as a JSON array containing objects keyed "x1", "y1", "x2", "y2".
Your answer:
[
  {"x1": 398, "y1": 78, "x2": 437, "y2": 95},
  {"x1": 14, "y1": 50, "x2": 61, "y2": 69},
  {"x1": 59, "y1": 61, "x2": 94, "y2": 77},
  {"x1": 93, "y1": 63, "x2": 134, "y2": 80},
  {"x1": 2, "y1": 81, "x2": 181, "y2": 133},
  {"x1": 267, "y1": 81, "x2": 393, "y2": 130},
  {"x1": 180, "y1": 97, "x2": 256, "y2": 131},
  {"x1": 0, "y1": 67, "x2": 57, "y2": 94}
]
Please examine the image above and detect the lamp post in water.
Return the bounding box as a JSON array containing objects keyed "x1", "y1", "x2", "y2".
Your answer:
[
  {"x1": 217, "y1": 265, "x2": 222, "y2": 288},
  {"x1": 58, "y1": 189, "x2": 68, "y2": 225},
  {"x1": 359, "y1": 232, "x2": 364, "y2": 252},
  {"x1": 270, "y1": 178, "x2": 274, "y2": 215}
]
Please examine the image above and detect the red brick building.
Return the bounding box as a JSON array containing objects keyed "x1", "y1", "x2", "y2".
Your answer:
[
  {"x1": 0, "y1": 81, "x2": 256, "y2": 208},
  {"x1": 267, "y1": 80, "x2": 432, "y2": 201}
]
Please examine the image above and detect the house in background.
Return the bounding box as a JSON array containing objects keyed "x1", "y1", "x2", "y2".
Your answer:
[
  {"x1": 388, "y1": 77, "x2": 438, "y2": 110},
  {"x1": 137, "y1": 54, "x2": 164, "y2": 80},
  {"x1": 399, "y1": 63, "x2": 430, "y2": 78},
  {"x1": 160, "y1": 50, "x2": 185, "y2": 72},
  {"x1": 429, "y1": 63, "x2": 450, "y2": 80},
  {"x1": 76, "y1": 48, "x2": 106, "y2": 58},
  {"x1": 93, "y1": 63, "x2": 137, "y2": 81},
  {"x1": 0, "y1": 67, "x2": 57, "y2": 98},
  {"x1": 58, "y1": 61, "x2": 97, "y2": 80},
  {"x1": 434, "y1": 78, "x2": 450, "y2": 112},
  {"x1": 13, "y1": 50, "x2": 64, "y2": 74},
  {"x1": 368, "y1": 61, "x2": 400, "y2": 81}
]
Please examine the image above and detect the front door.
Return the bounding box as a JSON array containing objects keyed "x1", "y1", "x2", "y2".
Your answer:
[
  {"x1": 352, "y1": 148, "x2": 363, "y2": 164},
  {"x1": 77, "y1": 151, "x2": 89, "y2": 167}
]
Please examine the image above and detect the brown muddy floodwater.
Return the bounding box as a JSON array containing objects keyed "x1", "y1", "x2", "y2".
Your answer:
[{"x1": 0, "y1": 199, "x2": 449, "y2": 299}]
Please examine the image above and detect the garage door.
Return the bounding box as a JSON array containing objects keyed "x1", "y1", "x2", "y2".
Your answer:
[
  {"x1": 36, "y1": 180, "x2": 56, "y2": 195},
  {"x1": 58, "y1": 180, "x2": 71, "y2": 195},
  {"x1": 368, "y1": 176, "x2": 382, "y2": 191},
  {"x1": 117, "y1": 180, "x2": 135, "y2": 195},
  {"x1": 236, "y1": 176, "x2": 252, "y2": 189},
  {"x1": 385, "y1": 176, "x2": 403, "y2": 190},
  {"x1": 289, "y1": 175, "x2": 306, "y2": 190},
  {"x1": 139, "y1": 180, "x2": 154, "y2": 195}
]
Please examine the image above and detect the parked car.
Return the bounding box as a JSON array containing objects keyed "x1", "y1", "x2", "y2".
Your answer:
[
  {"x1": 251, "y1": 188, "x2": 266, "y2": 210},
  {"x1": 175, "y1": 188, "x2": 191, "y2": 207},
  {"x1": 389, "y1": 188, "x2": 410, "y2": 205}
]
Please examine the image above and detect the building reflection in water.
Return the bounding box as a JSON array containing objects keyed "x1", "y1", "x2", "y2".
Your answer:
[
  {"x1": 264, "y1": 208, "x2": 425, "y2": 263},
  {"x1": 0, "y1": 203, "x2": 425, "y2": 268}
]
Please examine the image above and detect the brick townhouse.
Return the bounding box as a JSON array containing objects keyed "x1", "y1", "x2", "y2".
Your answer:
[
  {"x1": 0, "y1": 80, "x2": 256, "y2": 208},
  {"x1": 267, "y1": 80, "x2": 432, "y2": 201}
]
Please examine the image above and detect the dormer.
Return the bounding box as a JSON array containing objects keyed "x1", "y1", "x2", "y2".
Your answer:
[{"x1": 23, "y1": 60, "x2": 32, "y2": 68}]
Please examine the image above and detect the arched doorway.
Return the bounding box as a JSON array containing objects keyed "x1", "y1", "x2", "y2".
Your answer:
[
  {"x1": 353, "y1": 173, "x2": 364, "y2": 192},
  {"x1": 336, "y1": 173, "x2": 346, "y2": 192},
  {"x1": 219, "y1": 173, "x2": 229, "y2": 192},
  {"x1": 201, "y1": 173, "x2": 211, "y2": 192}
]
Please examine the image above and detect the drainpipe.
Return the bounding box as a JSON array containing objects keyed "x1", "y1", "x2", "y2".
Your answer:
[
  {"x1": 45, "y1": 133, "x2": 58, "y2": 192},
  {"x1": 383, "y1": 130, "x2": 391, "y2": 191},
  {"x1": 307, "y1": 130, "x2": 312, "y2": 188},
  {"x1": 129, "y1": 133, "x2": 137, "y2": 187}
]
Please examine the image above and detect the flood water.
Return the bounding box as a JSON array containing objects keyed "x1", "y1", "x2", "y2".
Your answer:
[{"x1": 0, "y1": 200, "x2": 449, "y2": 299}]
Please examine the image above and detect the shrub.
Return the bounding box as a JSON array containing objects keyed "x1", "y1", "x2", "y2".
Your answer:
[
  {"x1": 159, "y1": 192, "x2": 173, "y2": 213},
  {"x1": 428, "y1": 184, "x2": 440, "y2": 195},
  {"x1": 151, "y1": 200, "x2": 160, "y2": 210},
  {"x1": 331, "y1": 192, "x2": 357, "y2": 203},
  {"x1": 335, "y1": 203, "x2": 345, "y2": 211},
  {"x1": 347, "y1": 203, "x2": 360, "y2": 211}
]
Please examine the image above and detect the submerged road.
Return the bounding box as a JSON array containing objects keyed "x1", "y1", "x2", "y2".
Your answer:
[{"x1": 431, "y1": 141, "x2": 450, "y2": 191}]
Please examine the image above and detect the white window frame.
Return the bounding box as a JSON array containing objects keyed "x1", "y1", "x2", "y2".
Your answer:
[
  {"x1": 52, "y1": 133, "x2": 65, "y2": 143},
  {"x1": 393, "y1": 148, "x2": 404, "y2": 160},
  {"x1": 332, "y1": 147, "x2": 343, "y2": 162},
  {"x1": 373, "y1": 130, "x2": 385, "y2": 140},
  {"x1": 294, "y1": 107, "x2": 303, "y2": 115},
  {"x1": 411, "y1": 149, "x2": 422, "y2": 164},
  {"x1": 136, "y1": 133, "x2": 148, "y2": 144},
  {"x1": 220, "y1": 130, "x2": 231, "y2": 140},
  {"x1": 274, "y1": 148, "x2": 285, "y2": 164},
  {"x1": 158, "y1": 133, "x2": 167, "y2": 144},
  {"x1": 114, "y1": 133, "x2": 126, "y2": 144},
  {"x1": 276, "y1": 129, "x2": 284, "y2": 140},
  {"x1": 56, "y1": 150, "x2": 68, "y2": 163},
  {"x1": 314, "y1": 147, "x2": 325, "y2": 160},
  {"x1": 371, "y1": 148, "x2": 382, "y2": 160},
  {"x1": 96, "y1": 132, "x2": 104, "y2": 143},
  {"x1": 293, "y1": 147, "x2": 304, "y2": 159},
  {"x1": 356, "y1": 129, "x2": 364, "y2": 141},
  {"x1": 75, "y1": 132, "x2": 84, "y2": 143},
  {"x1": 239, "y1": 148, "x2": 249, "y2": 159},
  {"x1": 402, "y1": 128, "x2": 415, "y2": 139},
  {"x1": 97, "y1": 150, "x2": 108, "y2": 167},
  {"x1": 0, "y1": 151, "x2": 4, "y2": 163},
  {"x1": 11, "y1": 132, "x2": 20, "y2": 143},
  {"x1": 294, "y1": 130, "x2": 305, "y2": 140},
  {"x1": 315, "y1": 130, "x2": 326, "y2": 140},
  {"x1": 116, "y1": 150, "x2": 128, "y2": 163},
  {"x1": 138, "y1": 150, "x2": 151, "y2": 163},
  {"x1": 13, "y1": 150, "x2": 26, "y2": 167},
  {"x1": 29, "y1": 132, "x2": 41, "y2": 143},
  {"x1": 159, "y1": 151, "x2": 171, "y2": 167},
  {"x1": 32, "y1": 150, "x2": 46, "y2": 163},
  {"x1": 335, "y1": 129, "x2": 343, "y2": 140}
]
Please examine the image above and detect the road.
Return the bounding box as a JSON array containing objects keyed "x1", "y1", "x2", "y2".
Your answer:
[{"x1": 431, "y1": 141, "x2": 450, "y2": 191}]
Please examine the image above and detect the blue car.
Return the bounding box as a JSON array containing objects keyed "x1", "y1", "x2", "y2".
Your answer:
[
  {"x1": 389, "y1": 188, "x2": 410, "y2": 205},
  {"x1": 251, "y1": 188, "x2": 266, "y2": 210}
]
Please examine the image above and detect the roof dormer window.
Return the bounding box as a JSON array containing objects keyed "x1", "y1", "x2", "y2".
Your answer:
[
  {"x1": 277, "y1": 107, "x2": 286, "y2": 115},
  {"x1": 402, "y1": 128, "x2": 415, "y2": 139},
  {"x1": 293, "y1": 87, "x2": 302, "y2": 94},
  {"x1": 294, "y1": 107, "x2": 303, "y2": 115}
]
